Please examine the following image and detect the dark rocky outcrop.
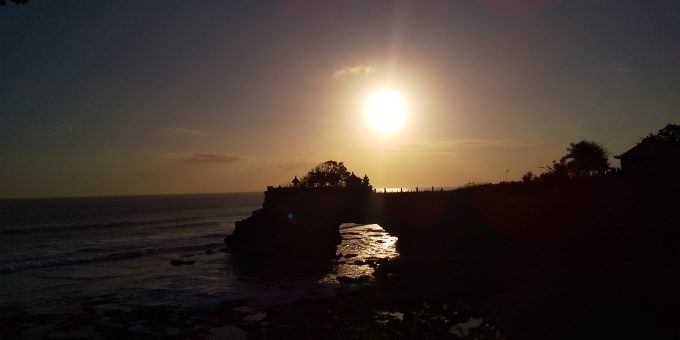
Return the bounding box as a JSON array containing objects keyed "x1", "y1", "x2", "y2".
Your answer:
[
  {"x1": 224, "y1": 186, "x2": 507, "y2": 272},
  {"x1": 219, "y1": 176, "x2": 680, "y2": 338},
  {"x1": 225, "y1": 187, "x2": 374, "y2": 273},
  {"x1": 226, "y1": 175, "x2": 679, "y2": 277}
]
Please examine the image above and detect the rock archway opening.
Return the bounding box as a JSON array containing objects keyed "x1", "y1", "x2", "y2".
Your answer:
[{"x1": 322, "y1": 223, "x2": 399, "y2": 283}]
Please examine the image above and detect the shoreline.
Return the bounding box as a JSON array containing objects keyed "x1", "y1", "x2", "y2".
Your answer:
[{"x1": 3, "y1": 234, "x2": 678, "y2": 339}]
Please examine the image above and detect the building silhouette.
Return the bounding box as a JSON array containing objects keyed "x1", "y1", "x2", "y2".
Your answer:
[{"x1": 615, "y1": 135, "x2": 680, "y2": 180}]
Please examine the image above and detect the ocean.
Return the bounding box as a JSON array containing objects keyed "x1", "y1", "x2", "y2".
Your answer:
[{"x1": 0, "y1": 193, "x2": 398, "y2": 338}]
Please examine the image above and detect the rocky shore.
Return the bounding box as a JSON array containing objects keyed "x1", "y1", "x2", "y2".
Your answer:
[{"x1": 223, "y1": 176, "x2": 679, "y2": 338}]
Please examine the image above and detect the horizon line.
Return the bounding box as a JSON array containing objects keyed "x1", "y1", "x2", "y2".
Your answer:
[{"x1": 0, "y1": 184, "x2": 483, "y2": 200}]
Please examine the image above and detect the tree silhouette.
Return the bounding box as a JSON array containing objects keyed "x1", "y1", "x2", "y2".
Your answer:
[
  {"x1": 362, "y1": 174, "x2": 371, "y2": 188},
  {"x1": 345, "y1": 172, "x2": 362, "y2": 188},
  {"x1": 640, "y1": 123, "x2": 680, "y2": 145},
  {"x1": 298, "y1": 161, "x2": 372, "y2": 189},
  {"x1": 560, "y1": 140, "x2": 610, "y2": 177},
  {"x1": 522, "y1": 171, "x2": 536, "y2": 183},
  {"x1": 301, "y1": 160, "x2": 350, "y2": 188},
  {"x1": 540, "y1": 159, "x2": 569, "y2": 181}
]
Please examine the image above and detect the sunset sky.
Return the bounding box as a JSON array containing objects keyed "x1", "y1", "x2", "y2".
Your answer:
[{"x1": 1, "y1": 1, "x2": 679, "y2": 198}]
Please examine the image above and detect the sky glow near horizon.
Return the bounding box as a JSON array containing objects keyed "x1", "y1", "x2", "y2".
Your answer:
[{"x1": 1, "y1": 1, "x2": 679, "y2": 198}]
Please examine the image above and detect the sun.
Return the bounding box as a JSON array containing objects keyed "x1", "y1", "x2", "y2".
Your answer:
[{"x1": 364, "y1": 89, "x2": 407, "y2": 134}]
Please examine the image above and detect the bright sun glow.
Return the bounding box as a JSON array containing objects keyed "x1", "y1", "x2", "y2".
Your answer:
[{"x1": 364, "y1": 89, "x2": 407, "y2": 134}]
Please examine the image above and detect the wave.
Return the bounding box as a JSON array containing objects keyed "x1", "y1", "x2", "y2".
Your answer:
[
  {"x1": 0, "y1": 248, "x2": 159, "y2": 273},
  {"x1": 77, "y1": 247, "x2": 105, "y2": 253},
  {"x1": 0, "y1": 215, "x2": 249, "y2": 236},
  {"x1": 0, "y1": 241, "x2": 227, "y2": 274}
]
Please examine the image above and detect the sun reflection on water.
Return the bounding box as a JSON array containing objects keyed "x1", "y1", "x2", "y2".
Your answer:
[{"x1": 321, "y1": 224, "x2": 399, "y2": 284}]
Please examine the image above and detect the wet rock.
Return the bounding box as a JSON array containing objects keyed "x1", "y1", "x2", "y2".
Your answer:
[
  {"x1": 170, "y1": 260, "x2": 196, "y2": 266},
  {"x1": 337, "y1": 275, "x2": 371, "y2": 284},
  {"x1": 337, "y1": 276, "x2": 361, "y2": 284},
  {"x1": 242, "y1": 312, "x2": 266, "y2": 323},
  {"x1": 181, "y1": 254, "x2": 194, "y2": 257},
  {"x1": 449, "y1": 317, "x2": 483, "y2": 337},
  {"x1": 209, "y1": 325, "x2": 246, "y2": 339},
  {"x1": 344, "y1": 254, "x2": 358, "y2": 258},
  {"x1": 206, "y1": 249, "x2": 215, "y2": 255}
]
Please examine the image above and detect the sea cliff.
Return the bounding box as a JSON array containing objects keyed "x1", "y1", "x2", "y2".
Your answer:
[
  {"x1": 227, "y1": 176, "x2": 678, "y2": 272},
  {"x1": 225, "y1": 186, "x2": 374, "y2": 271},
  {"x1": 224, "y1": 185, "x2": 506, "y2": 271}
]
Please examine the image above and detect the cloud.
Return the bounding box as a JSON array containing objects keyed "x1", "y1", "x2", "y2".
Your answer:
[
  {"x1": 186, "y1": 153, "x2": 245, "y2": 164},
  {"x1": 277, "y1": 161, "x2": 316, "y2": 171},
  {"x1": 616, "y1": 67, "x2": 632, "y2": 74},
  {"x1": 332, "y1": 65, "x2": 375, "y2": 80},
  {"x1": 157, "y1": 127, "x2": 203, "y2": 136}
]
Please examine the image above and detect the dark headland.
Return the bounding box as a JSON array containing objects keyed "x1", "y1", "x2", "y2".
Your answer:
[{"x1": 225, "y1": 125, "x2": 680, "y2": 339}]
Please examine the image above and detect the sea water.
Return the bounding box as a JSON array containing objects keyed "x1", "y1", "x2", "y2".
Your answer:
[
  {"x1": 0, "y1": 193, "x2": 398, "y2": 337},
  {"x1": 0, "y1": 194, "x2": 263, "y2": 314}
]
